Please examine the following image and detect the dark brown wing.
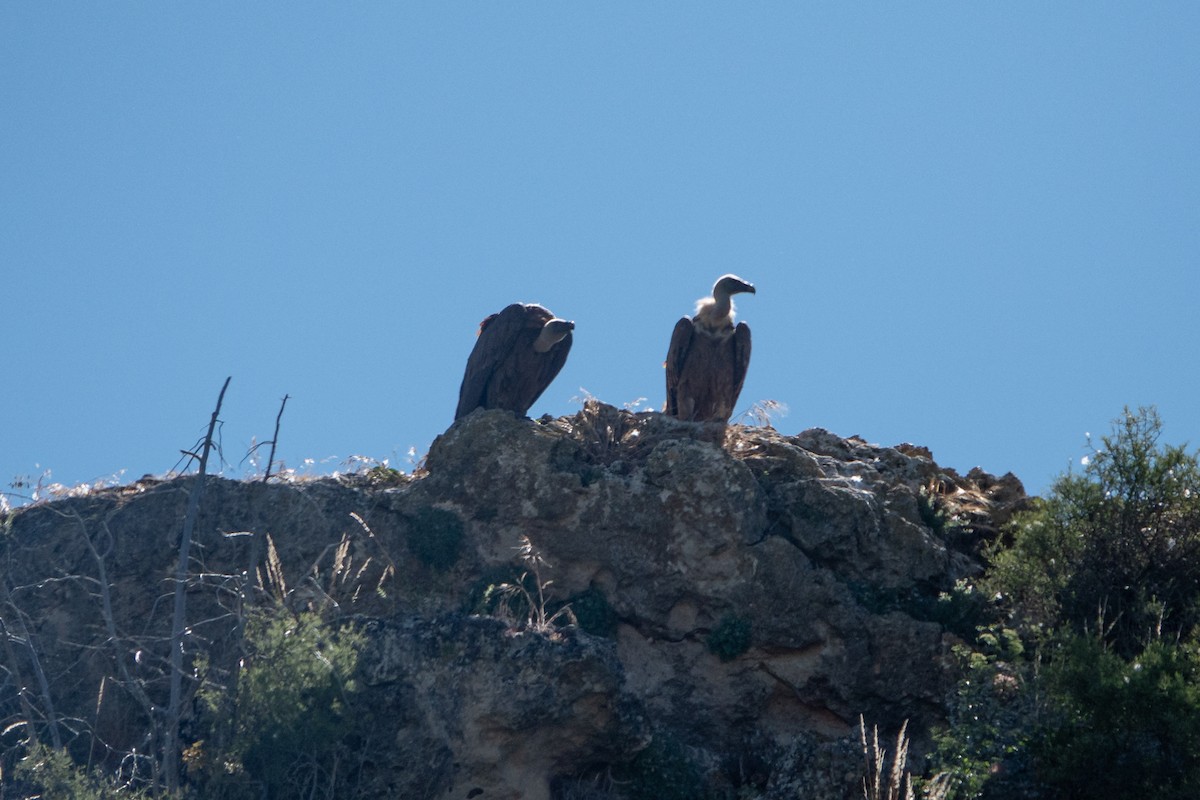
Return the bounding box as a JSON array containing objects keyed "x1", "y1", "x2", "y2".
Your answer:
[
  {"x1": 515, "y1": 329, "x2": 573, "y2": 414},
  {"x1": 729, "y1": 322, "x2": 752, "y2": 415},
  {"x1": 663, "y1": 317, "x2": 695, "y2": 416},
  {"x1": 455, "y1": 304, "x2": 534, "y2": 420}
]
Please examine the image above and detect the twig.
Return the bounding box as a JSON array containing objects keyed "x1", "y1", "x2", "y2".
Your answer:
[
  {"x1": 262, "y1": 393, "x2": 290, "y2": 484},
  {"x1": 88, "y1": 675, "x2": 106, "y2": 772}
]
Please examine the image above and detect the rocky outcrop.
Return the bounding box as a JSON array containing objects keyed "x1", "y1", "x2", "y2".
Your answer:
[
  {"x1": 0, "y1": 402, "x2": 1027, "y2": 799},
  {"x1": 353, "y1": 615, "x2": 644, "y2": 800}
]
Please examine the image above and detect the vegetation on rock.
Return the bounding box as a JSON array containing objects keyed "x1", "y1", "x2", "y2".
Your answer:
[
  {"x1": 190, "y1": 608, "x2": 365, "y2": 798},
  {"x1": 932, "y1": 406, "x2": 1200, "y2": 798},
  {"x1": 707, "y1": 614, "x2": 752, "y2": 662},
  {"x1": 6, "y1": 403, "x2": 1195, "y2": 799},
  {"x1": 406, "y1": 506, "x2": 465, "y2": 570}
]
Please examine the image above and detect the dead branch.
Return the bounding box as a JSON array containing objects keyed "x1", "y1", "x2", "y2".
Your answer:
[
  {"x1": 262, "y1": 393, "x2": 290, "y2": 483},
  {"x1": 0, "y1": 588, "x2": 63, "y2": 750},
  {"x1": 72, "y1": 510, "x2": 164, "y2": 789},
  {"x1": 165, "y1": 375, "x2": 230, "y2": 792}
]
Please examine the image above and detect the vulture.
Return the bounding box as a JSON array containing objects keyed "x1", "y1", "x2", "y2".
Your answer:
[
  {"x1": 455, "y1": 303, "x2": 575, "y2": 420},
  {"x1": 664, "y1": 274, "x2": 755, "y2": 424}
]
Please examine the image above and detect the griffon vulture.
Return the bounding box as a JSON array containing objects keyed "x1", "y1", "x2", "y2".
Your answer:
[
  {"x1": 664, "y1": 274, "x2": 755, "y2": 424},
  {"x1": 455, "y1": 303, "x2": 575, "y2": 420}
]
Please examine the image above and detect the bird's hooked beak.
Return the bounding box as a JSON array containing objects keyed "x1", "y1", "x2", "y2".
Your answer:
[
  {"x1": 714, "y1": 274, "x2": 756, "y2": 297},
  {"x1": 534, "y1": 318, "x2": 575, "y2": 352}
]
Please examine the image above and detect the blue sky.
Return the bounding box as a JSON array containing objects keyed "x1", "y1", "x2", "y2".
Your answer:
[{"x1": 3, "y1": 4, "x2": 1198, "y2": 503}]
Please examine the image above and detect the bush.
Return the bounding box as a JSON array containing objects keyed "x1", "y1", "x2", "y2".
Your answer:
[
  {"x1": 985, "y1": 406, "x2": 1200, "y2": 655},
  {"x1": 932, "y1": 407, "x2": 1200, "y2": 798},
  {"x1": 1033, "y1": 636, "x2": 1200, "y2": 800},
  {"x1": 707, "y1": 614, "x2": 752, "y2": 662},
  {"x1": 192, "y1": 608, "x2": 365, "y2": 798},
  {"x1": 621, "y1": 734, "x2": 704, "y2": 800},
  {"x1": 931, "y1": 627, "x2": 1039, "y2": 799},
  {"x1": 567, "y1": 587, "x2": 618, "y2": 637},
  {"x1": 407, "y1": 506, "x2": 465, "y2": 570},
  {"x1": 12, "y1": 744, "x2": 153, "y2": 800}
]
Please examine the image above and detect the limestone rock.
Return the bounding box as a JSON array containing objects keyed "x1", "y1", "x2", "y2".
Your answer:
[
  {"x1": 353, "y1": 614, "x2": 644, "y2": 800},
  {"x1": 0, "y1": 401, "x2": 1024, "y2": 798}
]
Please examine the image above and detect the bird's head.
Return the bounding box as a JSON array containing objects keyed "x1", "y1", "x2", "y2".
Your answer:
[
  {"x1": 713, "y1": 274, "x2": 756, "y2": 299},
  {"x1": 534, "y1": 318, "x2": 575, "y2": 352}
]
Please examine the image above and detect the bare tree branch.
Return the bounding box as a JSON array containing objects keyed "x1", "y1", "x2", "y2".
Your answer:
[
  {"x1": 165, "y1": 375, "x2": 230, "y2": 792},
  {"x1": 70, "y1": 509, "x2": 164, "y2": 789},
  {"x1": 262, "y1": 393, "x2": 290, "y2": 484},
  {"x1": 0, "y1": 588, "x2": 63, "y2": 750}
]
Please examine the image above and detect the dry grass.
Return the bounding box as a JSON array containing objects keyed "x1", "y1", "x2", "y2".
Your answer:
[
  {"x1": 860, "y1": 716, "x2": 952, "y2": 800},
  {"x1": 488, "y1": 535, "x2": 577, "y2": 636}
]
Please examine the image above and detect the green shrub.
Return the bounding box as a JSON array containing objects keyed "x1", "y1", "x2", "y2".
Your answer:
[
  {"x1": 932, "y1": 407, "x2": 1200, "y2": 798},
  {"x1": 847, "y1": 579, "x2": 986, "y2": 640},
  {"x1": 407, "y1": 507, "x2": 464, "y2": 570},
  {"x1": 475, "y1": 567, "x2": 535, "y2": 622},
  {"x1": 567, "y1": 587, "x2": 618, "y2": 637},
  {"x1": 985, "y1": 406, "x2": 1200, "y2": 655},
  {"x1": 931, "y1": 627, "x2": 1038, "y2": 798},
  {"x1": 707, "y1": 614, "x2": 752, "y2": 661},
  {"x1": 918, "y1": 483, "x2": 965, "y2": 539},
  {"x1": 365, "y1": 463, "x2": 405, "y2": 486},
  {"x1": 924, "y1": 580, "x2": 988, "y2": 640},
  {"x1": 193, "y1": 608, "x2": 365, "y2": 798},
  {"x1": 12, "y1": 744, "x2": 153, "y2": 800},
  {"x1": 467, "y1": 565, "x2": 525, "y2": 615},
  {"x1": 1033, "y1": 636, "x2": 1200, "y2": 800},
  {"x1": 622, "y1": 735, "x2": 704, "y2": 800}
]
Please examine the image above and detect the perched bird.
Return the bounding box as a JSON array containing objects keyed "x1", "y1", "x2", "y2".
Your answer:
[
  {"x1": 455, "y1": 303, "x2": 575, "y2": 420},
  {"x1": 664, "y1": 274, "x2": 755, "y2": 424}
]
